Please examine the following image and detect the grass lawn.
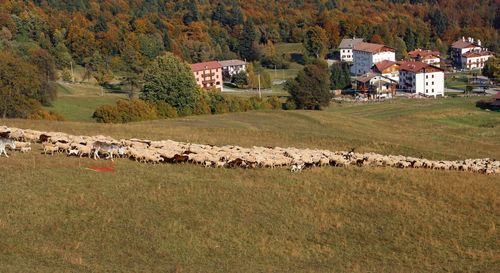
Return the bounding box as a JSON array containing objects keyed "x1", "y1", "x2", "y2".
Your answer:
[
  {"x1": 44, "y1": 83, "x2": 128, "y2": 122},
  {"x1": 1, "y1": 96, "x2": 499, "y2": 272}
]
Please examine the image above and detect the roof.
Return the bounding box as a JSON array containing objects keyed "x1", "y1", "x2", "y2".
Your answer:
[
  {"x1": 462, "y1": 51, "x2": 492, "y2": 58},
  {"x1": 373, "y1": 60, "x2": 398, "y2": 73},
  {"x1": 355, "y1": 72, "x2": 378, "y2": 83},
  {"x1": 353, "y1": 42, "x2": 395, "y2": 53},
  {"x1": 218, "y1": 59, "x2": 247, "y2": 67},
  {"x1": 451, "y1": 40, "x2": 478, "y2": 49},
  {"x1": 191, "y1": 61, "x2": 222, "y2": 72},
  {"x1": 408, "y1": 49, "x2": 441, "y2": 59},
  {"x1": 339, "y1": 38, "x2": 364, "y2": 49},
  {"x1": 398, "y1": 61, "x2": 443, "y2": 73},
  {"x1": 495, "y1": 92, "x2": 500, "y2": 100}
]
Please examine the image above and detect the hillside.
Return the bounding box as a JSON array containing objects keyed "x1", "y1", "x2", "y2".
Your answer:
[
  {"x1": 0, "y1": 0, "x2": 498, "y2": 69},
  {"x1": 0, "y1": 97, "x2": 499, "y2": 272}
]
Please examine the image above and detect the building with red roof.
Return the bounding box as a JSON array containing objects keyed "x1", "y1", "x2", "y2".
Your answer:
[
  {"x1": 191, "y1": 61, "x2": 223, "y2": 91},
  {"x1": 398, "y1": 61, "x2": 444, "y2": 97},
  {"x1": 408, "y1": 49, "x2": 441, "y2": 67},
  {"x1": 351, "y1": 42, "x2": 396, "y2": 75},
  {"x1": 450, "y1": 37, "x2": 492, "y2": 70}
]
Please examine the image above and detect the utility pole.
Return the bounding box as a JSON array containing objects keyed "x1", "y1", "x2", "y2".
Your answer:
[
  {"x1": 70, "y1": 61, "x2": 75, "y2": 83},
  {"x1": 258, "y1": 73, "x2": 261, "y2": 99}
]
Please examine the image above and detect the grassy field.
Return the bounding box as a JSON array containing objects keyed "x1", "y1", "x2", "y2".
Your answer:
[
  {"x1": 45, "y1": 83, "x2": 128, "y2": 122},
  {"x1": 1, "y1": 97, "x2": 499, "y2": 272}
]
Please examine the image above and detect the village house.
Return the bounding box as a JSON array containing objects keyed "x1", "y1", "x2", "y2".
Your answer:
[
  {"x1": 408, "y1": 49, "x2": 441, "y2": 66},
  {"x1": 338, "y1": 38, "x2": 364, "y2": 62},
  {"x1": 355, "y1": 72, "x2": 397, "y2": 99},
  {"x1": 351, "y1": 42, "x2": 396, "y2": 75},
  {"x1": 218, "y1": 59, "x2": 247, "y2": 81},
  {"x1": 191, "y1": 61, "x2": 223, "y2": 91},
  {"x1": 450, "y1": 37, "x2": 492, "y2": 70},
  {"x1": 398, "y1": 61, "x2": 444, "y2": 97},
  {"x1": 372, "y1": 60, "x2": 400, "y2": 83}
]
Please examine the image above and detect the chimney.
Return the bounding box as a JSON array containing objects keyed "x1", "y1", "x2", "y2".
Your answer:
[
  {"x1": 462, "y1": 36, "x2": 465, "y2": 41},
  {"x1": 477, "y1": 39, "x2": 481, "y2": 46}
]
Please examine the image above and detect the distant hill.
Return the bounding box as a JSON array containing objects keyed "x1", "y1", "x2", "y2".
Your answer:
[{"x1": 0, "y1": 0, "x2": 498, "y2": 70}]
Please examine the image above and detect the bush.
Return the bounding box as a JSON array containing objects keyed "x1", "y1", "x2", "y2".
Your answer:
[
  {"x1": 61, "y1": 68, "x2": 72, "y2": 82},
  {"x1": 266, "y1": 96, "x2": 282, "y2": 109},
  {"x1": 193, "y1": 89, "x2": 212, "y2": 115},
  {"x1": 231, "y1": 71, "x2": 248, "y2": 87},
  {"x1": 93, "y1": 99, "x2": 158, "y2": 123},
  {"x1": 154, "y1": 101, "x2": 178, "y2": 118},
  {"x1": 283, "y1": 99, "x2": 297, "y2": 110},
  {"x1": 29, "y1": 109, "x2": 65, "y2": 121}
]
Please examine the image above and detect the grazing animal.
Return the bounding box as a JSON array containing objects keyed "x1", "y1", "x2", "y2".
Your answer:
[
  {"x1": 67, "y1": 148, "x2": 79, "y2": 156},
  {"x1": 42, "y1": 143, "x2": 59, "y2": 155},
  {"x1": 290, "y1": 163, "x2": 305, "y2": 173},
  {"x1": 20, "y1": 147, "x2": 31, "y2": 153},
  {"x1": 0, "y1": 138, "x2": 16, "y2": 157},
  {"x1": 93, "y1": 141, "x2": 125, "y2": 161},
  {"x1": 39, "y1": 134, "x2": 51, "y2": 143}
]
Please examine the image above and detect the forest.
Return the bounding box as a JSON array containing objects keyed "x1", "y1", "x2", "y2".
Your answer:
[{"x1": 0, "y1": 0, "x2": 499, "y2": 117}]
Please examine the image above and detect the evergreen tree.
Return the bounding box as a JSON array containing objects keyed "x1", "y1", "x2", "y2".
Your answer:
[
  {"x1": 212, "y1": 3, "x2": 228, "y2": 25},
  {"x1": 228, "y1": 3, "x2": 244, "y2": 27},
  {"x1": 183, "y1": 0, "x2": 200, "y2": 25},
  {"x1": 330, "y1": 62, "x2": 351, "y2": 90},
  {"x1": 238, "y1": 19, "x2": 258, "y2": 61},
  {"x1": 285, "y1": 61, "x2": 331, "y2": 110}
]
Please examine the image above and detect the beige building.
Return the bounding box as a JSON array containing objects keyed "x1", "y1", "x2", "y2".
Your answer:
[{"x1": 191, "y1": 61, "x2": 223, "y2": 91}]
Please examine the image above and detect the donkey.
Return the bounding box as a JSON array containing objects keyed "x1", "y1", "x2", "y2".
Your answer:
[
  {"x1": 92, "y1": 141, "x2": 125, "y2": 162},
  {"x1": 0, "y1": 138, "x2": 16, "y2": 157}
]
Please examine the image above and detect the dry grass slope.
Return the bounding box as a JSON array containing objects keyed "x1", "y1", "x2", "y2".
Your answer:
[{"x1": 1, "y1": 97, "x2": 499, "y2": 272}]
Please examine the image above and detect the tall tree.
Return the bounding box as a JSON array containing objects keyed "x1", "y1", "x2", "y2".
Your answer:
[
  {"x1": 303, "y1": 26, "x2": 327, "y2": 59},
  {"x1": 0, "y1": 52, "x2": 43, "y2": 118},
  {"x1": 141, "y1": 53, "x2": 198, "y2": 114},
  {"x1": 238, "y1": 19, "x2": 258, "y2": 61},
  {"x1": 285, "y1": 61, "x2": 331, "y2": 110}
]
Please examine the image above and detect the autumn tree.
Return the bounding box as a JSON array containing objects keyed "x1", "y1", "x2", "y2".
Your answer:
[
  {"x1": 303, "y1": 26, "x2": 327, "y2": 59},
  {"x1": 141, "y1": 53, "x2": 198, "y2": 114},
  {"x1": 0, "y1": 52, "x2": 43, "y2": 118},
  {"x1": 285, "y1": 61, "x2": 331, "y2": 110}
]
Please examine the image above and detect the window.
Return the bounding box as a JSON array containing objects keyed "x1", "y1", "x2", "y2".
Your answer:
[
  {"x1": 432, "y1": 75, "x2": 434, "y2": 78},
  {"x1": 432, "y1": 82, "x2": 434, "y2": 85},
  {"x1": 426, "y1": 75, "x2": 428, "y2": 79},
  {"x1": 432, "y1": 89, "x2": 434, "y2": 92},
  {"x1": 426, "y1": 82, "x2": 428, "y2": 86}
]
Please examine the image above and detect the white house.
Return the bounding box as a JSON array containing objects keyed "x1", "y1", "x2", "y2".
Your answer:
[
  {"x1": 460, "y1": 51, "x2": 493, "y2": 70},
  {"x1": 398, "y1": 61, "x2": 444, "y2": 97},
  {"x1": 351, "y1": 42, "x2": 396, "y2": 75},
  {"x1": 408, "y1": 49, "x2": 441, "y2": 66},
  {"x1": 451, "y1": 37, "x2": 492, "y2": 70},
  {"x1": 218, "y1": 59, "x2": 247, "y2": 81},
  {"x1": 338, "y1": 38, "x2": 364, "y2": 62}
]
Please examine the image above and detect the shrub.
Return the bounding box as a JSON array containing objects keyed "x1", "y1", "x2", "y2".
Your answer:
[
  {"x1": 231, "y1": 71, "x2": 248, "y2": 87},
  {"x1": 93, "y1": 99, "x2": 158, "y2": 123},
  {"x1": 154, "y1": 101, "x2": 178, "y2": 118},
  {"x1": 283, "y1": 99, "x2": 297, "y2": 110},
  {"x1": 29, "y1": 109, "x2": 65, "y2": 121},
  {"x1": 92, "y1": 104, "x2": 121, "y2": 123},
  {"x1": 61, "y1": 68, "x2": 72, "y2": 82},
  {"x1": 193, "y1": 89, "x2": 212, "y2": 115},
  {"x1": 266, "y1": 96, "x2": 282, "y2": 109}
]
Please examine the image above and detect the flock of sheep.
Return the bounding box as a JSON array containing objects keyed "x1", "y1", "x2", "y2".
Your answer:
[{"x1": 1, "y1": 126, "x2": 498, "y2": 175}]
